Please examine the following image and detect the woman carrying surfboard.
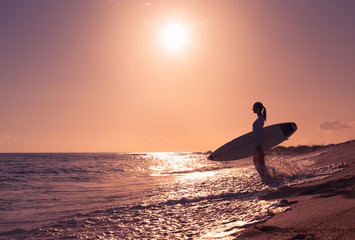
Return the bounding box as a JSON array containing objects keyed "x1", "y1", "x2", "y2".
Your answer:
[{"x1": 252, "y1": 102, "x2": 269, "y2": 179}]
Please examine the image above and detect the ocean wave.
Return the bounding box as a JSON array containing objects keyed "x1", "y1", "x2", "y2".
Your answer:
[
  {"x1": 0, "y1": 228, "x2": 28, "y2": 237},
  {"x1": 134, "y1": 191, "x2": 266, "y2": 209},
  {"x1": 152, "y1": 165, "x2": 234, "y2": 176},
  {"x1": 18, "y1": 188, "x2": 283, "y2": 240},
  {"x1": 0, "y1": 177, "x2": 25, "y2": 182},
  {"x1": 9, "y1": 169, "x2": 60, "y2": 175}
]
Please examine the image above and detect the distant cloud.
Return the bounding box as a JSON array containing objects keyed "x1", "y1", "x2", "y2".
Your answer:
[
  {"x1": 0, "y1": 133, "x2": 11, "y2": 144},
  {"x1": 102, "y1": 0, "x2": 117, "y2": 4},
  {"x1": 319, "y1": 120, "x2": 352, "y2": 130},
  {"x1": 142, "y1": 2, "x2": 153, "y2": 8},
  {"x1": 0, "y1": 133, "x2": 11, "y2": 138}
]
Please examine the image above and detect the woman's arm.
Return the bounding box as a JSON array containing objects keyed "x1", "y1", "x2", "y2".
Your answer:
[{"x1": 254, "y1": 118, "x2": 264, "y2": 152}]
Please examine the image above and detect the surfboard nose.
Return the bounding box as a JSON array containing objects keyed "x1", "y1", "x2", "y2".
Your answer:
[{"x1": 280, "y1": 122, "x2": 298, "y2": 138}]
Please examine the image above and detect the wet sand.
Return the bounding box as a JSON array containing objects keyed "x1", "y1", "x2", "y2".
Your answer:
[{"x1": 238, "y1": 140, "x2": 355, "y2": 239}]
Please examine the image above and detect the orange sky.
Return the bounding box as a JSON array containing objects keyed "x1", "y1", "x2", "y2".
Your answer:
[{"x1": 0, "y1": 0, "x2": 354, "y2": 152}]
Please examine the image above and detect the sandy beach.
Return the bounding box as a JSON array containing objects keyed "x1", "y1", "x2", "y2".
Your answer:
[{"x1": 238, "y1": 140, "x2": 355, "y2": 240}]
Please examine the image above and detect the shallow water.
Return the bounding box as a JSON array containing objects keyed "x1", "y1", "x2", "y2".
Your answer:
[{"x1": 0, "y1": 150, "x2": 347, "y2": 239}]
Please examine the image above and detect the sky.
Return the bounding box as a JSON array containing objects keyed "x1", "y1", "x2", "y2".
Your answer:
[{"x1": 0, "y1": 0, "x2": 354, "y2": 152}]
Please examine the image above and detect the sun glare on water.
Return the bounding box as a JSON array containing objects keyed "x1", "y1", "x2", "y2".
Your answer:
[{"x1": 160, "y1": 22, "x2": 189, "y2": 51}]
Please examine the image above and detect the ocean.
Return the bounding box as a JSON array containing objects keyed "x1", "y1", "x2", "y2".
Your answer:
[{"x1": 0, "y1": 150, "x2": 347, "y2": 239}]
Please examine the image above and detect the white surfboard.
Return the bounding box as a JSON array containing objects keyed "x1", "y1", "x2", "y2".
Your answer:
[{"x1": 208, "y1": 122, "x2": 297, "y2": 161}]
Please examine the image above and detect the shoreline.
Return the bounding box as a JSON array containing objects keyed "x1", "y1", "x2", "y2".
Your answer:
[{"x1": 237, "y1": 140, "x2": 355, "y2": 239}]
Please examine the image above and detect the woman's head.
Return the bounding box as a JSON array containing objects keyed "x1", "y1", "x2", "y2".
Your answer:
[{"x1": 253, "y1": 102, "x2": 267, "y2": 121}]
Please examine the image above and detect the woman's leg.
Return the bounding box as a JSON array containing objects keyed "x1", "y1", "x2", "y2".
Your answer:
[{"x1": 253, "y1": 152, "x2": 269, "y2": 179}]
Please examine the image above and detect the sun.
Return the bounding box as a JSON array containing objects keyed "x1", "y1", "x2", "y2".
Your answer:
[{"x1": 160, "y1": 22, "x2": 188, "y2": 51}]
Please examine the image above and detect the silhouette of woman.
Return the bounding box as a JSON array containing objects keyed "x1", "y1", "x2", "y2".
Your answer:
[{"x1": 252, "y1": 102, "x2": 269, "y2": 179}]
